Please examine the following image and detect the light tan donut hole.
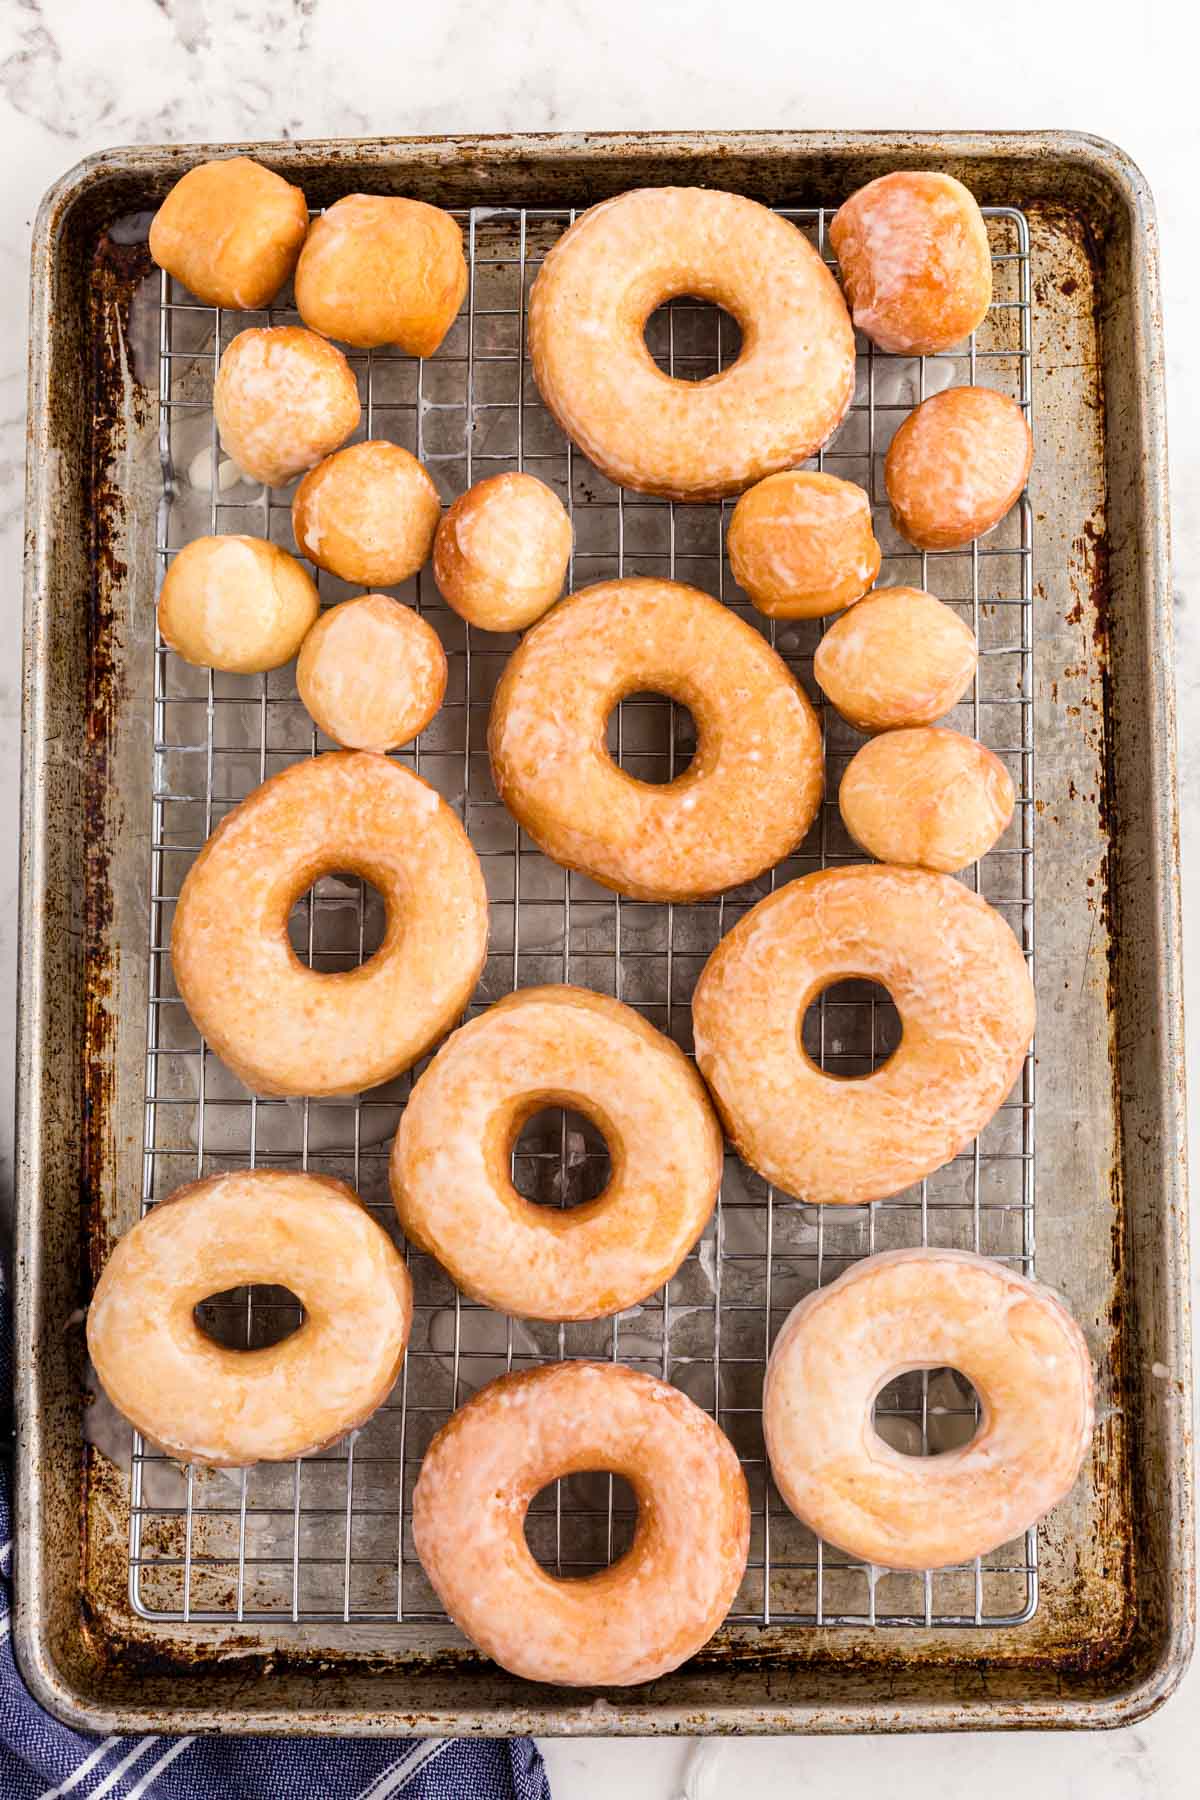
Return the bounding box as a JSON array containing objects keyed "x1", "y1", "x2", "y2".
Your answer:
[
  {"x1": 413, "y1": 1361, "x2": 750, "y2": 1686},
  {"x1": 297, "y1": 595, "x2": 447, "y2": 752},
  {"x1": 813, "y1": 586, "x2": 978, "y2": 732},
  {"x1": 295, "y1": 194, "x2": 467, "y2": 355},
  {"x1": 149, "y1": 156, "x2": 309, "y2": 311},
  {"x1": 692, "y1": 864, "x2": 1035, "y2": 1207},
  {"x1": 433, "y1": 472, "x2": 572, "y2": 632},
  {"x1": 885, "y1": 386, "x2": 1033, "y2": 551},
  {"x1": 158, "y1": 535, "x2": 319, "y2": 673},
  {"x1": 830, "y1": 171, "x2": 993, "y2": 355},
  {"x1": 292, "y1": 440, "x2": 441, "y2": 585},
  {"x1": 764, "y1": 1248, "x2": 1094, "y2": 1570},
  {"x1": 840, "y1": 727, "x2": 1015, "y2": 873},
  {"x1": 87, "y1": 1170, "x2": 413, "y2": 1467},
  {"x1": 727, "y1": 470, "x2": 881, "y2": 619},
  {"x1": 213, "y1": 326, "x2": 361, "y2": 488},
  {"x1": 392, "y1": 986, "x2": 723, "y2": 1320}
]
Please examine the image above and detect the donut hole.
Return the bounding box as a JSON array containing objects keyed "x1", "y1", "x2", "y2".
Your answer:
[
  {"x1": 288, "y1": 871, "x2": 388, "y2": 970},
  {"x1": 194, "y1": 1284, "x2": 304, "y2": 1350},
  {"x1": 606, "y1": 692, "x2": 697, "y2": 785},
  {"x1": 524, "y1": 1470, "x2": 639, "y2": 1574},
  {"x1": 800, "y1": 977, "x2": 902, "y2": 1077},
  {"x1": 643, "y1": 295, "x2": 743, "y2": 380},
  {"x1": 873, "y1": 1366, "x2": 982, "y2": 1456},
  {"x1": 511, "y1": 1107, "x2": 612, "y2": 1208}
]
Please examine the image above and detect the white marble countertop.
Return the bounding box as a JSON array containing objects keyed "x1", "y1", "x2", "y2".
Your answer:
[{"x1": 0, "y1": 1, "x2": 1195, "y2": 1794}]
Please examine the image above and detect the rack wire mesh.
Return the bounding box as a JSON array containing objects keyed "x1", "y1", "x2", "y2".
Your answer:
[{"x1": 131, "y1": 201, "x2": 1036, "y2": 1633}]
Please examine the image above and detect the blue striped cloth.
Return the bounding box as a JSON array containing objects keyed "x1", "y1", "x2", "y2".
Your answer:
[{"x1": 0, "y1": 1264, "x2": 549, "y2": 1800}]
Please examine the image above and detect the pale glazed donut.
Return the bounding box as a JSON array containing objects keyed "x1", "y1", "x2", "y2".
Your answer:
[
  {"x1": 727, "y1": 471, "x2": 881, "y2": 619},
  {"x1": 292, "y1": 441, "x2": 441, "y2": 586},
  {"x1": 172, "y1": 752, "x2": 487, "y2": 1097},
  {"x1": 488, "y1": 578, "x2": 824, "y2": 903},
  {"x1": 885, "y1": 387, "x2": 1033, "y2": 551},
  {"x1": 763, "y1": 1248, "x2": 1094, "y2": 1570},
  {"x1": 433, "y1": 472, "x2": 572, "y2": 632},
  {"x1": 149, "y1": 156, "x2": 309, "y2": 311},
  {"x1": 296, "y1": 595, "x2": 447, "y2": 753},
  {"x1": 829, "y1": 172, "x2": 993, "y2": 355},
  {"x1": 529, "y1": 188, "x2": 856, "y2": 501},
  {"x1": 214, "y1": 326, "x2": 361, "y2": 488},
  {"x1": 392, "y1": 986, "x2": 723, "y2": 1320},
  {"x1": 158, "y1": 535, "x2": 318, "y2": 673},
  {"x1": 295, "y1": 194, "x2": 467, "y2": 356},
  {"x1": 839, "y1": 726, "x2": 1015, "y2": 873},
  {"x1": 813, "y1": 586, "x2": 977, "y2": 732},
  {"x1": 692, "y1": 865, "x2": 1034, "y2": 1206},
  {"x1": 87, "y1": 1170, "x2": 413, "y2": 1467},
  {"x1": 413, "y1": 1361, "x2": 750, "y2": 1685}
]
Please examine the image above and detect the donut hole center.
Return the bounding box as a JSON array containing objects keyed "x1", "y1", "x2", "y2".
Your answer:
[
  {"x1": 524, "y1": 1471, "x2": 639, "y2": 1575},
  {"x1": 606, "y1": 692, "x2": 697, "y2": 786},
  {"x1": 643, "y1": 295, "x2": 743, "y2": 381},
  {"x1": 289, "y1": 871, "x2": 388, "y2": 971},
  {"x1": 512, "y1": 1107, "x2": 612, "y2": 1209},
  {"x1": 801, "y1": 978, "x2": 902, "y2": 1077},
  {"x1": 873, "y1": 1367, "x2": 982, "y2": 1457},
  {"x1": 194, "y1": 1284, "x2": 304, "y2": 1350}
]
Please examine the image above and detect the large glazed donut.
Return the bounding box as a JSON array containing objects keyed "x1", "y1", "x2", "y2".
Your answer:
[
  {"x1": 413, "y1": 1362, "x2": 750, "y2": 1685},
  {"x1": 392, "y1": 986, "x2": 723, "y2": 1320},
  {"x1": 172, "y1": 752, "x2": 488, "y2": 1097},
  {"x1": 488, "y1": 578, "x2": 824, "y2": 902},
  {"x1": 87, "y1": 1171, "x2": 413, "y2": 1467},
  {"x1": 763, "y1": 1249, "x2": 1094, "y2": 1569},
  {"x1": 692, "y1": 865, "x2": 1035, "y2": 1206},
  {"x1": 529, "y1": 188, "x2": 856, "y2": 500}
]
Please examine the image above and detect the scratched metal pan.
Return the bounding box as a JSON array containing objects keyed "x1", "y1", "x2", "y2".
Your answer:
[{"x1": 14, "y1": 132, "x2": 1193, "y2": 1735}]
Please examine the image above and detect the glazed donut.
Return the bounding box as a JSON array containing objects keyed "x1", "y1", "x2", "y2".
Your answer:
[
  {"x1": 488, "y1": 578, "x2": 824, "y2": 902},
  {"x1": 885, "y1": 387, "x2": 1033, "y2": 551},
  {"x1": 433, "y1": 472, "x2": 572, "y2": 632},
  {"x1": 149, "y1": 156, "x2": 309, "y2": 311},
  {"x1": 292, "y1": 441, "x2": 441, "y2": 586},
  {"x1": 392, "y1": 986, "x2": 723, "y2": 1320},
  {"x1": 87, "y1": 1170, "x2": 413, "y2": 1467},
  {"x1": 413, "y1": 1362, "x2": 750, "y2": 1685},
  {"x1": 813, "y1": 586, "x2": 977, "y2": 732},
  {"x1": 829, "y1": 172, "x2": 992, "y2": 355},
  {"x1": 158, "y1": 535, "x2": 318, "y2": 673},
  {"x1": 529, "y1": 188, "x2": 855, "y2": 500},
  {"x1": 295, "y1": 194, "x2": 467, "y2": 356},
  {"x1": 839, "y1": 726, "x2": 1015, "y2": 873},
  {"x1": 763, "y1": 1248, "x2": 1094, "y2": 1569},
  {"x1": 692, "y1": 864, "x2": 1034, "y2": 1206},
  {"x1": 727, "y1": 471, "x2": 881, "y2": 619},
  {"x1": 214, "y1": 326, "x2": 361, "y2": 488},
  {"x1": 172, "y1": 752, "x2": 487, "y2": 1097},
  {"x1": 296, "y1": 595, "x2": 447, "y2": 753}
]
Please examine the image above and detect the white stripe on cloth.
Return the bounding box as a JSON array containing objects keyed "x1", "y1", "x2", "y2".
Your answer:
[
  {"x1": 87, "y1": 1737, "x2": 161, "y2": 1800},
  {"x1": 122, "y1": 1737, "x2": 195, "y2": 1799},
  {"x1": 0, "y1": 1614, "x2": 10, "y2": 1643},
  {"x1": 0, "y1": 1538, "x2": 12, "y2": 1571},
  {"x1": 351, "y1": 1738, "x2": 448, "y2": 1800},
  {"x1": 38, "y1": 1737, "x2": 119, "y2": 1798}
]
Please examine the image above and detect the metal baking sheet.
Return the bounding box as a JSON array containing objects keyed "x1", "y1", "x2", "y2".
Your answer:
[{"x1": 15, "y1": 132, "x2": 1193, "y2": 1735}]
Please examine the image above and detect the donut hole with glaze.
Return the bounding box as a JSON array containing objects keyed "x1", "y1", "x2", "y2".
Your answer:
[
  {"x1": 287, "y1": 870, "x2": 388, "y2": 969},
  {"x1": 511, "y1": 1105, "x2": 613, "y2": 1209},
  {"x1": 193, "y1": 1283, "x2": 305, "y2": 1351},
  {"x1": 872, "y1": 1365, "x2": 983, "y2": 1457},
  {"x1": 605, "y1": 690, "x2": 697, "y2": 786},
  {"x1": 642, "y1": 294, "x2": 743, "y2": 382},
  {"x1": 524, "y1": 1470, "x2": 640, "y2": 1574},
  {"x1": 799, "y1": 976, "x2": 903, "y2": 1078}
]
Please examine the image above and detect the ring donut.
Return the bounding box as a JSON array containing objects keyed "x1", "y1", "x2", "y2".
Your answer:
[
  {"x1": 172, "y1": 752, "x2": 488, "y2": 1097},
  {"x1": 763, "y1": 1249, "x2": 1094, "y2": 1569},
  {"x1": 413, "y1": 1361, "x2": 750, "y2": 1685},
  {"x1": 488, "y1": 578, "x2": 824, "y2": 902},
  {"x1": 529, "y1": 188, "x2": 856, "y2": 500},
  {"x1": 87, "y1": 1171, "x2": 413, "y2": 1467},
  {"x1": 392, "y1": 986, "x2": 723, "y2": 1320},
  {"x1": 692, "y1": 865, "x2": 1035, "y2": 1206}
]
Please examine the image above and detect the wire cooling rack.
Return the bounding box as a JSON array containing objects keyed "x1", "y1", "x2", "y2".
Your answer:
[{"x1": 130, "y1": 202, "x2": 1036, "y2": 1632}]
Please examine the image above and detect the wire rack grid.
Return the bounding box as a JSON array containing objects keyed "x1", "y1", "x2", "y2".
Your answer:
[{"x1": 129, "y1": 199, "x2": 1036, "y2": 1634}]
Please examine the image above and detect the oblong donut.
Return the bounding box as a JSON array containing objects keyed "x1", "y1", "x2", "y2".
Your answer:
[
  {"x1": 529, "y1": 188, "x2": 856, "y2": 500},
  {"x1": 691, "y1": 865, "x2": 1035, "y2": 1206},
  {"x1": 392, "y1": 986, "x2": 724, "y2": 1320},
  {"x1": 488, "y1": 578, "x2": 824, "y2": 902},
  {"x1": 763, "y1": 1248, "x2": 1094, "y2": 1569},
  {"x1": 413, "y1": 1361, "x2": 750, "y2": 1685},
  {"x1": 87, "y1": 1170, "x2": 413, "y2": 1467},
  {"x1": 172, "y1": 752, "x2": 488, "y2": 1097}
]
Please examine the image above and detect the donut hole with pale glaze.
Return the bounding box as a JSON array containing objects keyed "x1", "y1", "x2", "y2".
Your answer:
[
  {"x1": 605, "y1": 689, "x2": 698, "y2": 786},
  {"x1": 286, "y1": 869, "x2": 387, "y2": 969},
  {"x1": 511, "y1": 1105, "x2": 613, "y2": 1209},
  {"x1": 524, "y1": 1470, "x2": 640, "y2": 1573},
  {"x1": 872, "y1": 1365, "x2": 983, "y2": 1458},
  {"x1": 799, "y1": 975, "x2": 902, "y2": 1079},
  {"x1": 193, "y1": 1283, "x2": 305, "y2": 1351},
  {"x1": 642, "y1": 294, "x2": 743, "y2": 380}
]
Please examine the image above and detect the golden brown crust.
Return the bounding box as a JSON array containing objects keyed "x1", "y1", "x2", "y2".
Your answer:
[
  {"x1": 157, "y1": 535, "x2": 318, "y2": 673},
  {"x1": 727, "y1": 470, "x2": 881, "y2": 618},
  {"x1": 213, "y1": 326, "x2": 361, "y2": 488},
  {"x1": 292, "y1": 441, "x2": 441, "y2": 586},
  {"x1": 813, "y1": 586, "x2": 978, "y2": 732},
  {"x1": 838, "y1": 726, "x2": 1015, "y2": 873},
  {"x1": 296, "y1": 595, "x2": 448, "y2": 752},
  {"x1": 884, "y1": 386, "x2": 1033, "y2": 551},
  {"x1": 295, "y1": 194, "x2": 467, "y2": 355},
  {"x1": 433, "y1": 473, "x2": 572, "y2": 632},
  {"x1": 149, "y1": 156, "x2": 309, "y2": 311}
]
